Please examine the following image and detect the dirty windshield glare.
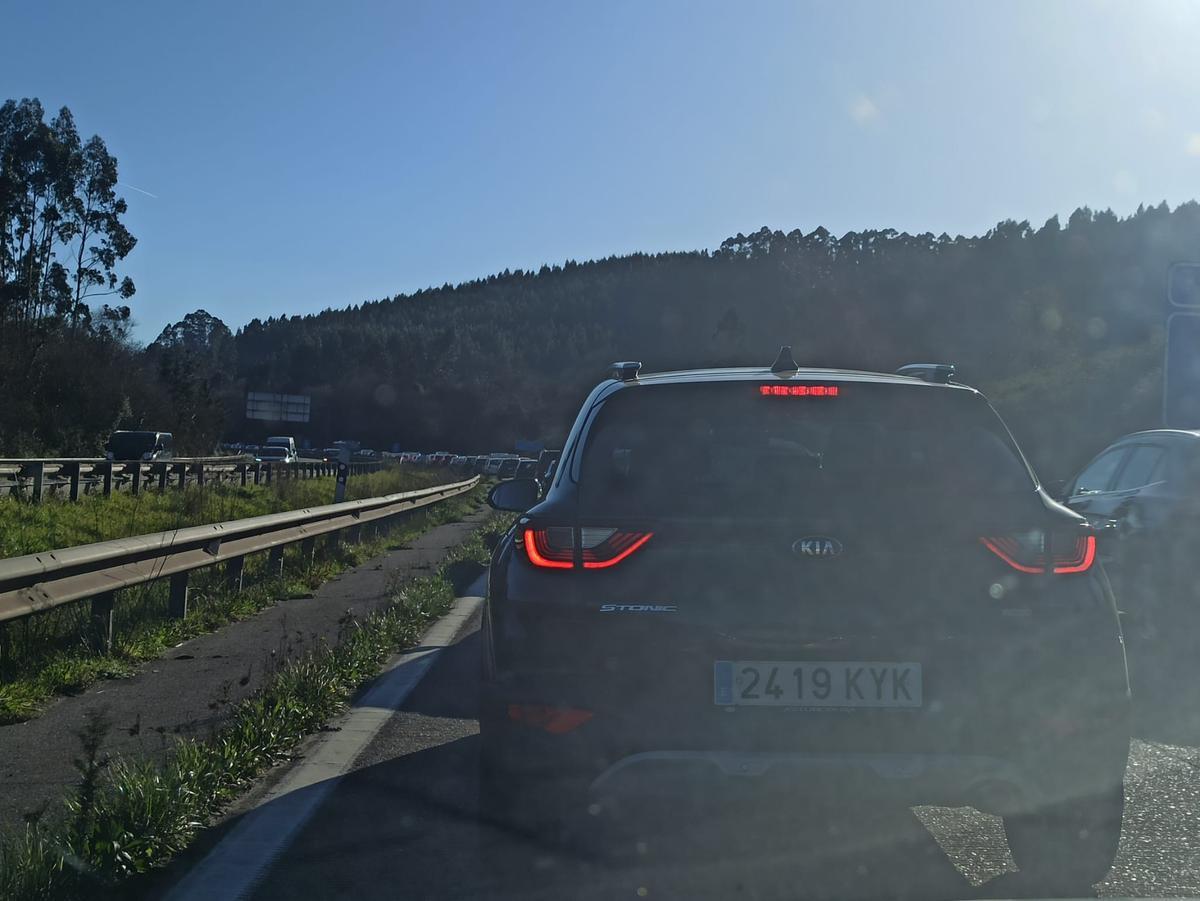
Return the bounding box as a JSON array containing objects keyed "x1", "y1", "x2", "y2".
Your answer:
[{"x1": 3, "y1": 3, "x2": 1200, "y2": 900}]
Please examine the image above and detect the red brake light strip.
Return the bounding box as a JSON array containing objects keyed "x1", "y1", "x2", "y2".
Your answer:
[
  {"x1": 980, "y1": 534, "x2": 1096, "y2": 574},
  {"x1": 979, "y1": 537, "x2": 1043, "y2": 574},
  {"x1": 522, "y1": 528, "x2": 653, "y2": 570},
  {"x1": 759, "y1": 385, "x2": 840, "y2": 397},
  {"x1": 1053, "y1": 534, "x2": 1096, "y2": 574},
  {"x1": 582, "y1": 532, "x2": 653, "y2": 569}
]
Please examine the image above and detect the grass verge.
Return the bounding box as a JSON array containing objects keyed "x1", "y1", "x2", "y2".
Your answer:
[
  {"x1": 0, "y1": 483, "x2": 484, "y2": 725},
  {"x1": 0, "y1": 510, "x2": 512, "y2": 900},
  {"x1": 0, "y1": 465, "x2": 448, "y2": 559}
]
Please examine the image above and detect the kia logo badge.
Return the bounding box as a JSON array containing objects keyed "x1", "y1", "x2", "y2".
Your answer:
[{"x1": 792, "y1": 537, "x2": 843, "y2": 557}]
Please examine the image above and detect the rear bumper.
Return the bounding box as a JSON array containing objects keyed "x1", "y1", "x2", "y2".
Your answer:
[
  {"x1": 590, "y1": 750, "x2": 1038, "y2": 814},
  {"x1": 481, "y1": 676, "x2": 1130, "y2": 816}
]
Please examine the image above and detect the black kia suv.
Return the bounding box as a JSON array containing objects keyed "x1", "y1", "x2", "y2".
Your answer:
[{"x1": 481, "y1": 351, "x2": 1131, "y2": 885}]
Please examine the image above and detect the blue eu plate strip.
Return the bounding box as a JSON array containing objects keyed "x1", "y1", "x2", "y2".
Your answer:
[{"x1": 713, "y1": 661, "x2": 734, "y2": 705}]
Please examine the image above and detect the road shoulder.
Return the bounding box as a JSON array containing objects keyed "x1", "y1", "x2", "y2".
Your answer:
[{"x1": 159, "y1": 579, "x2": 486, "y2": 901}]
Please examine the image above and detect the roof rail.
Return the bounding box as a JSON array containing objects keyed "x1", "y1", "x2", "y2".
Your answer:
[
  {"x1": 896, "y1": 362, "x2": 956, "y2": 384},
  {"x1": 770, "y1": 345, "x2": 799, "y2": 373},
  {"x1": 610, "y1": 361, "x2": 642, "y2": 382}
]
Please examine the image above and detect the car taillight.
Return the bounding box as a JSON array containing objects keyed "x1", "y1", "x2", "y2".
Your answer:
[
  {"x1": 980, "y1": 530, "x2": 1096, "y2": 574},
  {"x1": 522, "y1": 527, "x2": 574, "y2": 569},
  {"x1": 580, "y1": 527, "x2": 653, "y2": 569},
  {"x1": 520, "y1": 526, "x2": 653, "y2": 570}
]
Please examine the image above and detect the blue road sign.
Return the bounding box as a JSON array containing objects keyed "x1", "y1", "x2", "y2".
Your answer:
[{"x1": 1164, "y1": 264, "x2": 1200, "y2": 428}]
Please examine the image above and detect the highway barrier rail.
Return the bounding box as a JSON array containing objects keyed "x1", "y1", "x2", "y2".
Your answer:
[
  {"x1": 0, "y1": 457, "x2": 384, "y2": 504},
  {"x1": 0, "y1": 476, "x2": 479, "y2": 654}
]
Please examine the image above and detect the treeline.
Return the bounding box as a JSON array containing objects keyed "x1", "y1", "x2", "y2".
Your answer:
[
  {"x1": 233, "y1": 206, "x2": 1185, "y2": 476},
  {"x1": 0, "y1": 99, "x2": 236, "y2": 455},
  {"x1": 0, "y1": 97, "x2": 1189, "y2": 475}
]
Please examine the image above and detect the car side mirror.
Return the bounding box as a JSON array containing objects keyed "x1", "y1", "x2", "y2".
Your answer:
[{"x1": 488, "y1": 478, "x2": 540, "y2": 512}]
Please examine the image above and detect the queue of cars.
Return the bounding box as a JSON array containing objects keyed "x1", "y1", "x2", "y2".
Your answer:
[
  {"x1": 387, "y1": 450, "x2": 557, "y2": 482},
  {"x1": 204, "y1": 437, "x2": 556, "y2": 481},
  {"x1": 478, "y1": 350, "x2": 1135, "y2": 886}
]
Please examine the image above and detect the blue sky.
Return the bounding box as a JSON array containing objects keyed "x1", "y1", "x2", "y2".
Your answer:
[{"x1": 4, "y1": 0, "x2": 1200, "y2": 340}]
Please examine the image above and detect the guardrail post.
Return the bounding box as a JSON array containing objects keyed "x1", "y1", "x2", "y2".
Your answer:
[
  {"x1": 101, "y1": 462, "x2": 113, "y2": 497},
  {"x1": 67, "y1": 463, "x2": 81, "y2": 502},
  {"x1": 29, "y1": 462, "x2": 44, "y2": 503},
  {"x1": 174, "y1": 462, "x2": 186, "y2": 490},
  {"x1": 193, "y1": 463, "x2": 205, "y2": 488},
  {"x1": 239, "y1": 463, "x2": 248, "y2": 487},
  {"x1": 89, "y1": 592, "x2": 115, "y2": 654},
  {"x1": 253, "y1": 463, "x2": 262, "y2": 485},
  {"x1": 225, "y1": 556, "x2": 245, "y2": 593},
  {"x1": 348, "y1": 524, "x2": 362, "y2": 545},
  {"x1": 156, "y1": 463, "x2": 168, "y2": 491},
  {"x1": 131, "y1": 464, "x2": 142, "y2": 496},
  {"x1": 265, "y1": 464, "x2": 273, "y2": 485},
  {"x1": 267, "y1": 545, "x2": 285, "y2": 578},
  {"x1": 168, "y1": 573, "x2": 189, "y2": 619}
]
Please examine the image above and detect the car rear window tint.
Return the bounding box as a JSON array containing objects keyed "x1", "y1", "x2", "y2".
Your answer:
[{"x1": 577, "y1": 381, "x2": 1034, "y2": 517}]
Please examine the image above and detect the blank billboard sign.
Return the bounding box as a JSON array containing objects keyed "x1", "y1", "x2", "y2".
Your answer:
[{"x1": 246, "y1": 392, "x2": 311, "y2": 423}]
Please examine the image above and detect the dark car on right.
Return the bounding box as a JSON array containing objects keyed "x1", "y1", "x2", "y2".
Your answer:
[{"x1": 1062, "y1": 429, "x2": 1200, "y2": 666}]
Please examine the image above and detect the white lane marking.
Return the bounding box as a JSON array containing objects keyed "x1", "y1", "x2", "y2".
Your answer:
[{"x1": 165, "y1": 589, "x2": 486, "y2": 901}]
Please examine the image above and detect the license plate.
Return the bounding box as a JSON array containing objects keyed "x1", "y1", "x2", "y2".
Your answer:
[{"x1": 713, "y1": 660, "x2": 922, "y2": 708}]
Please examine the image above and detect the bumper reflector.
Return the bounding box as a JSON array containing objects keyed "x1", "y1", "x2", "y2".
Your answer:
[{"x1": 507, "y1": 704, "x2": 594, "y2": 734}]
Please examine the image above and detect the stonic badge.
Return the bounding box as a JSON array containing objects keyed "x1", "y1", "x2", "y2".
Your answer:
[{"x1": 792, "y1": 536, "x2": 843, "y2": 557}]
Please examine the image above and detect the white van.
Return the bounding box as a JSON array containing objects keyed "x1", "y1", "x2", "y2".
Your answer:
[{"x1": 265, "y1": 436, "x2": 297, "y2": 458}]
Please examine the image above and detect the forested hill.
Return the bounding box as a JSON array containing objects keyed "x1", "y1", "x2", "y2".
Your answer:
[{"x1": 230, "y1": 202, "x2": 1192, "y2": 476}]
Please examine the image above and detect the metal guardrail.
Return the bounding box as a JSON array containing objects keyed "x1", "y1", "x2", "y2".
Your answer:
[
  {"x1": 0, "y1": 457, "x2": 385, "y2": 503},
  {"x1": 0, "y1": 476, "x2": 479, "y2": 652}
]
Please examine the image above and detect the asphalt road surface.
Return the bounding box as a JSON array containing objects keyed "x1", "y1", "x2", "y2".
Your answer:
[{"x1": 180, "y1": 606, "x2": 1200, "y2": 901}]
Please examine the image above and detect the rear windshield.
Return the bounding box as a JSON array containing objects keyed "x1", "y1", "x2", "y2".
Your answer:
[{"x1": 576, "y1": 381, "x2": 1034, "y2": 518}]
